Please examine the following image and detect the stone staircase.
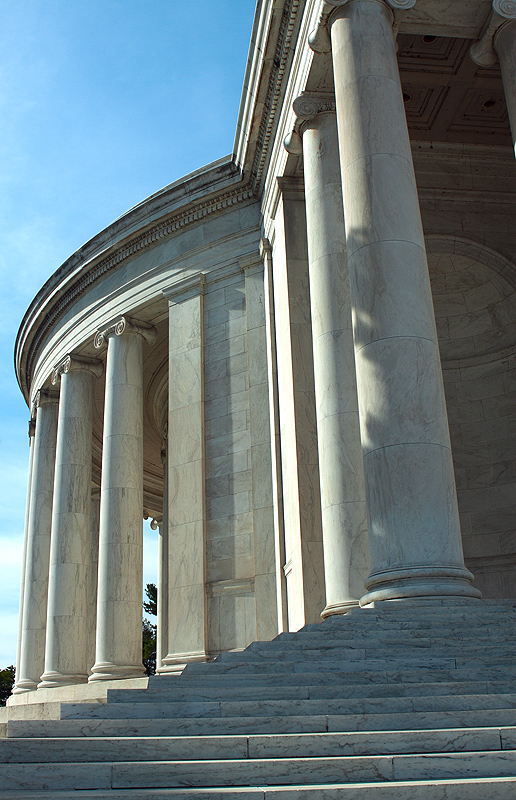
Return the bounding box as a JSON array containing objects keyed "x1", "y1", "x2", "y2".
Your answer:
[{"x1": 2, "y1": 598, "x2": 516, "y2": 798}]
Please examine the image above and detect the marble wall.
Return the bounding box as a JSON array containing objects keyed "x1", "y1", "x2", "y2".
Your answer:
[{"x1": 419, "y1": 145, "x2": 516, "y2": 600}]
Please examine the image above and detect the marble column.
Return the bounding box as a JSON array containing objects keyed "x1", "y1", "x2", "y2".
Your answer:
[
  {"x1": 14, "y1": 390, "x2": 59, "y2": 693},
  {"x1": 495, "y1": 15, "x2": 516, "y2": 156},
  {"x1": 15, "y1": 420, "x2": 36, "y2": 687},
  {"x1": 162, "y1": 276, "x2": 208, "y2": 672},
  {"x1": 156, "y1": 435, "x2": 169, "y2": 674},
  {"x1": 315, "y1": 0, "x2": 480, "y2": 603},
  {"x1": 272, "y1": 180, "x2": 326, "y2": 629},
  {"x1": 88, "y1": 490, "x2": 100, "y2": 673},
  {"x1": 286, "y1": 100, "x2": 369, "y2": 617},
  {"x1": 39, "y1": 355, "x2": 103, "y2": 688},
  {"x1": 470, "y1": 1, "x2": 516, "y2": 157},
  {"x1": 90, "y1": 316, "x2": 156, "y2": 681}
]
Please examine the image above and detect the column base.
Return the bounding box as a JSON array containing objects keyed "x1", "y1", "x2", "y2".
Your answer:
[
  {"x1": 88, "y1": 662, "x2": 145, "y2": 682},
  {"x1": 11, "y1": 679, "x2": 37, "y2": 695},
  {"x1": 360, "y1": 566, "x2": 482, "y2": 606},
  {"x1": 321, "y1": 600, "x2": 359, "y2": 619},
  {"x1": 38, "y1": 671, "x2": 88, "y2": 689},
  {"x1": 160, "y1": 650, "x2": 209, "y2": 674}
]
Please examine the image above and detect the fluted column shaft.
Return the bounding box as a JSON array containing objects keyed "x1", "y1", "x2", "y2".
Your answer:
[
  {"x1": 299, "y1": 108, "x2": 369, "y2": 615},
  {"x1": 15, "y1": 421, "x2": 36, "y2": 687},
  {"x1": 90, "y1": 316, "x2": 156, "y2": 681},
  {"x1": 327, "y1": 0, "x2": 480, "y2": 603},
  {"x1": 39, "y1": 356, "x2": 102, "y2": 688},
  {"x1": 495, "y1": 19, "x2": 516, "y2": 156},
  {"x1": 14, "y1": 390, "x2": 59, "y2": 693}
]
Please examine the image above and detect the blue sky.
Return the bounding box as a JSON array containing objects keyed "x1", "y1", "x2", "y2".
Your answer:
[{"x1": 0, "y1": 0, "x2": 256, "y2": 667}]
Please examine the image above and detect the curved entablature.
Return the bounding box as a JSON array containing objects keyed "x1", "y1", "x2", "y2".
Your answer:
[{"x1": 15, "y1": 156, "x2": 254, "y2": 403}]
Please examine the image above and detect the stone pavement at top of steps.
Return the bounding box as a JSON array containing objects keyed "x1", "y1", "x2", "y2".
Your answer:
[{"x1": 2, "y1": 600, "x2": 516, "y2": 796}]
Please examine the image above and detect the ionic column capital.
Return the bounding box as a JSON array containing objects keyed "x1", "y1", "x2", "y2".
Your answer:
[
  {"x1": 51, "y1": 354, "x2": 104, "y2": 385},
  {"x1": 31, "y1": 388, "x2": 59, "y2": 417},
  {"x1": 470, "y1": 1, "x2": 516, "y2": 66},
  {"x1": 309, "y1": 0, "x2": 414, "y2": 53},
  {"x1": 94, "y1": 316, "x2": 157, "y2": 349},
  {"x1": 28, "y1": 419, "x2": 36, "y2": 440},
  {"x1": 284, "y1": 93, "x2": 336, "y2": 154}
]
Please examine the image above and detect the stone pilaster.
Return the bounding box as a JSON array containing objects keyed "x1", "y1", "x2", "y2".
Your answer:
[
  {"x1": 260, "y1": 239, "x2": 289, "y2": 633},
  {"x1": 39, "y1": 355, "x2": 103, "y2": 688},
  {"x1": 14, "y1": 390, "x2": 59, "y2": 693},
  {"x1": 161, "y1": 276, "x2": 208, "y2": 671},
  {"x1": 241, "y1": 254, "x2": 279, "y2": 640},
  {"x1": 90, "y1": 316, "x2": 156, "y2": 681}
]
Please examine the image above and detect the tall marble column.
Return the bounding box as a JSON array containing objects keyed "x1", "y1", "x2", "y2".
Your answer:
[
  {"x1": 90, "y1": 316, "x2": 156, "y2": 681},
  {"x1": 285, "y1": 99, "x2": 369, "y2": 617},
  {"x1": 15, "y1": 420, "x2": 36, "y2": 687},
  {"x1": 156, "y1": 433, "x2": 169, "y2": 674},
  {"x1": 311, "y1": 0, "x2": 480, "y2": 603},
  {"x1": 88, "y1": 490, "x2": 100, "y2": 673},
  {"x1": 14, "y1": 390, "x2": 59, "y2": 693},
  {"x1": 470, "y1": 1, "x2": 516, "y2": 157},
  {"x1": 162, "y1": 276, "x2": 208, "y2": 672},
  {"x1": 39, "y1": 355, "x2": 103, "y2": 688}
]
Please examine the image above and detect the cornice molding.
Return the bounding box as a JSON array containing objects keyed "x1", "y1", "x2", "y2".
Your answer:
[
  {"x1": 470, "y1": 0, "x2": 516, "y2": 67},
  {"x1": 250, "y1": 0, "x2": 303, "y2": 189},
  {"x1": 21, "y1": 182, "x2": 254, "y2": 392},
  {"x1": 51, "y1": 354, "x2": 104, "y2": 385},
  {"x1": 94, "y1": 316, "x2": 158, "y2": 349}
]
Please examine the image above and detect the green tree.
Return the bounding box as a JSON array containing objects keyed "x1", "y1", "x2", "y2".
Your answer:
[
  {"x1": 0, "y1": 666, "x2": 15, "y2": 706},
  {"x1": 142, "y1": 583, "x2": 157, "y2": 676}
]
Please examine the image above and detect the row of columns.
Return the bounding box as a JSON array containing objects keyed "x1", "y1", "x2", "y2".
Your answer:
[
  {"x1": 286, "y1": 0, "x2": 493, "y2": 606},
  {"x1": 15, "y1": 318, "x2": 156, "y2": 693}
]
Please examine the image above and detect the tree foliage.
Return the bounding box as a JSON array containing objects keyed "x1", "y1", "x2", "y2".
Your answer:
[
  {"x1": 0, "y1": 665, "x2": 15, "y2": 706},
  {"x1": 142, "y1": 582, "x2": 157, "y2": 676}
]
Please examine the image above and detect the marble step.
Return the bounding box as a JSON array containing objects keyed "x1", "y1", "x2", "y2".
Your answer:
[
  {"x1": 0, "y1": 726, "x2": 514, "y2": 763},
  {"x1": 270, "y1": 626, "x2": 516, "y2": 649},
  {"x1": 3, "y1": 777, "x2": 516, "y2": 799},
  {"x1": 153, "y1": 665, "x2": 516, "y2": 687},
  {"x1": 182, "y1": 656, "x2": 459, "y2": 675},
  {"x1": 59, "y1": 693, "x2": 516, "y2": 721},
  {"x1": 9, "y1": 707, "x2": 516, "y2": 738},
  {"x1": 217, "y1": 644, "x2": 516, "y2": 662},
  {"x1": 107, "y1": 679, "x2": 516, "y2": 704},
  {"x1": 2, "y1": 749, "x2": 516, "y2": 792},
  {"x1": 5, "y1": 777, "x2": 516, "y2": 800}
]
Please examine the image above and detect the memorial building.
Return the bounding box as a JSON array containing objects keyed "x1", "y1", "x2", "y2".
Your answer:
[{"x1": 3, "y1": 0, "x2": 516, "y2": 795}]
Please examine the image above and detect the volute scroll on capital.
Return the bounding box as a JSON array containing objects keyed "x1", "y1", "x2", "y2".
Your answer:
[
  {"x1": 31, "y1": 387, "x2": 59, "y2": 418},
  {"x1": 284, "y1": 93, "x2": 336, "y2": 154},
  {"x1": 94, "y1": 315, "x2": 158, "y2": 349},
  {"x1": 51, "y1": 354, "x2": 104, "y2": 385},
  {"x1": 309, "y1": 0, "x2": 416, "y2": 54},
  {"x1": 470, "y1": 0, "x2": 516, "y2": 67}
]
